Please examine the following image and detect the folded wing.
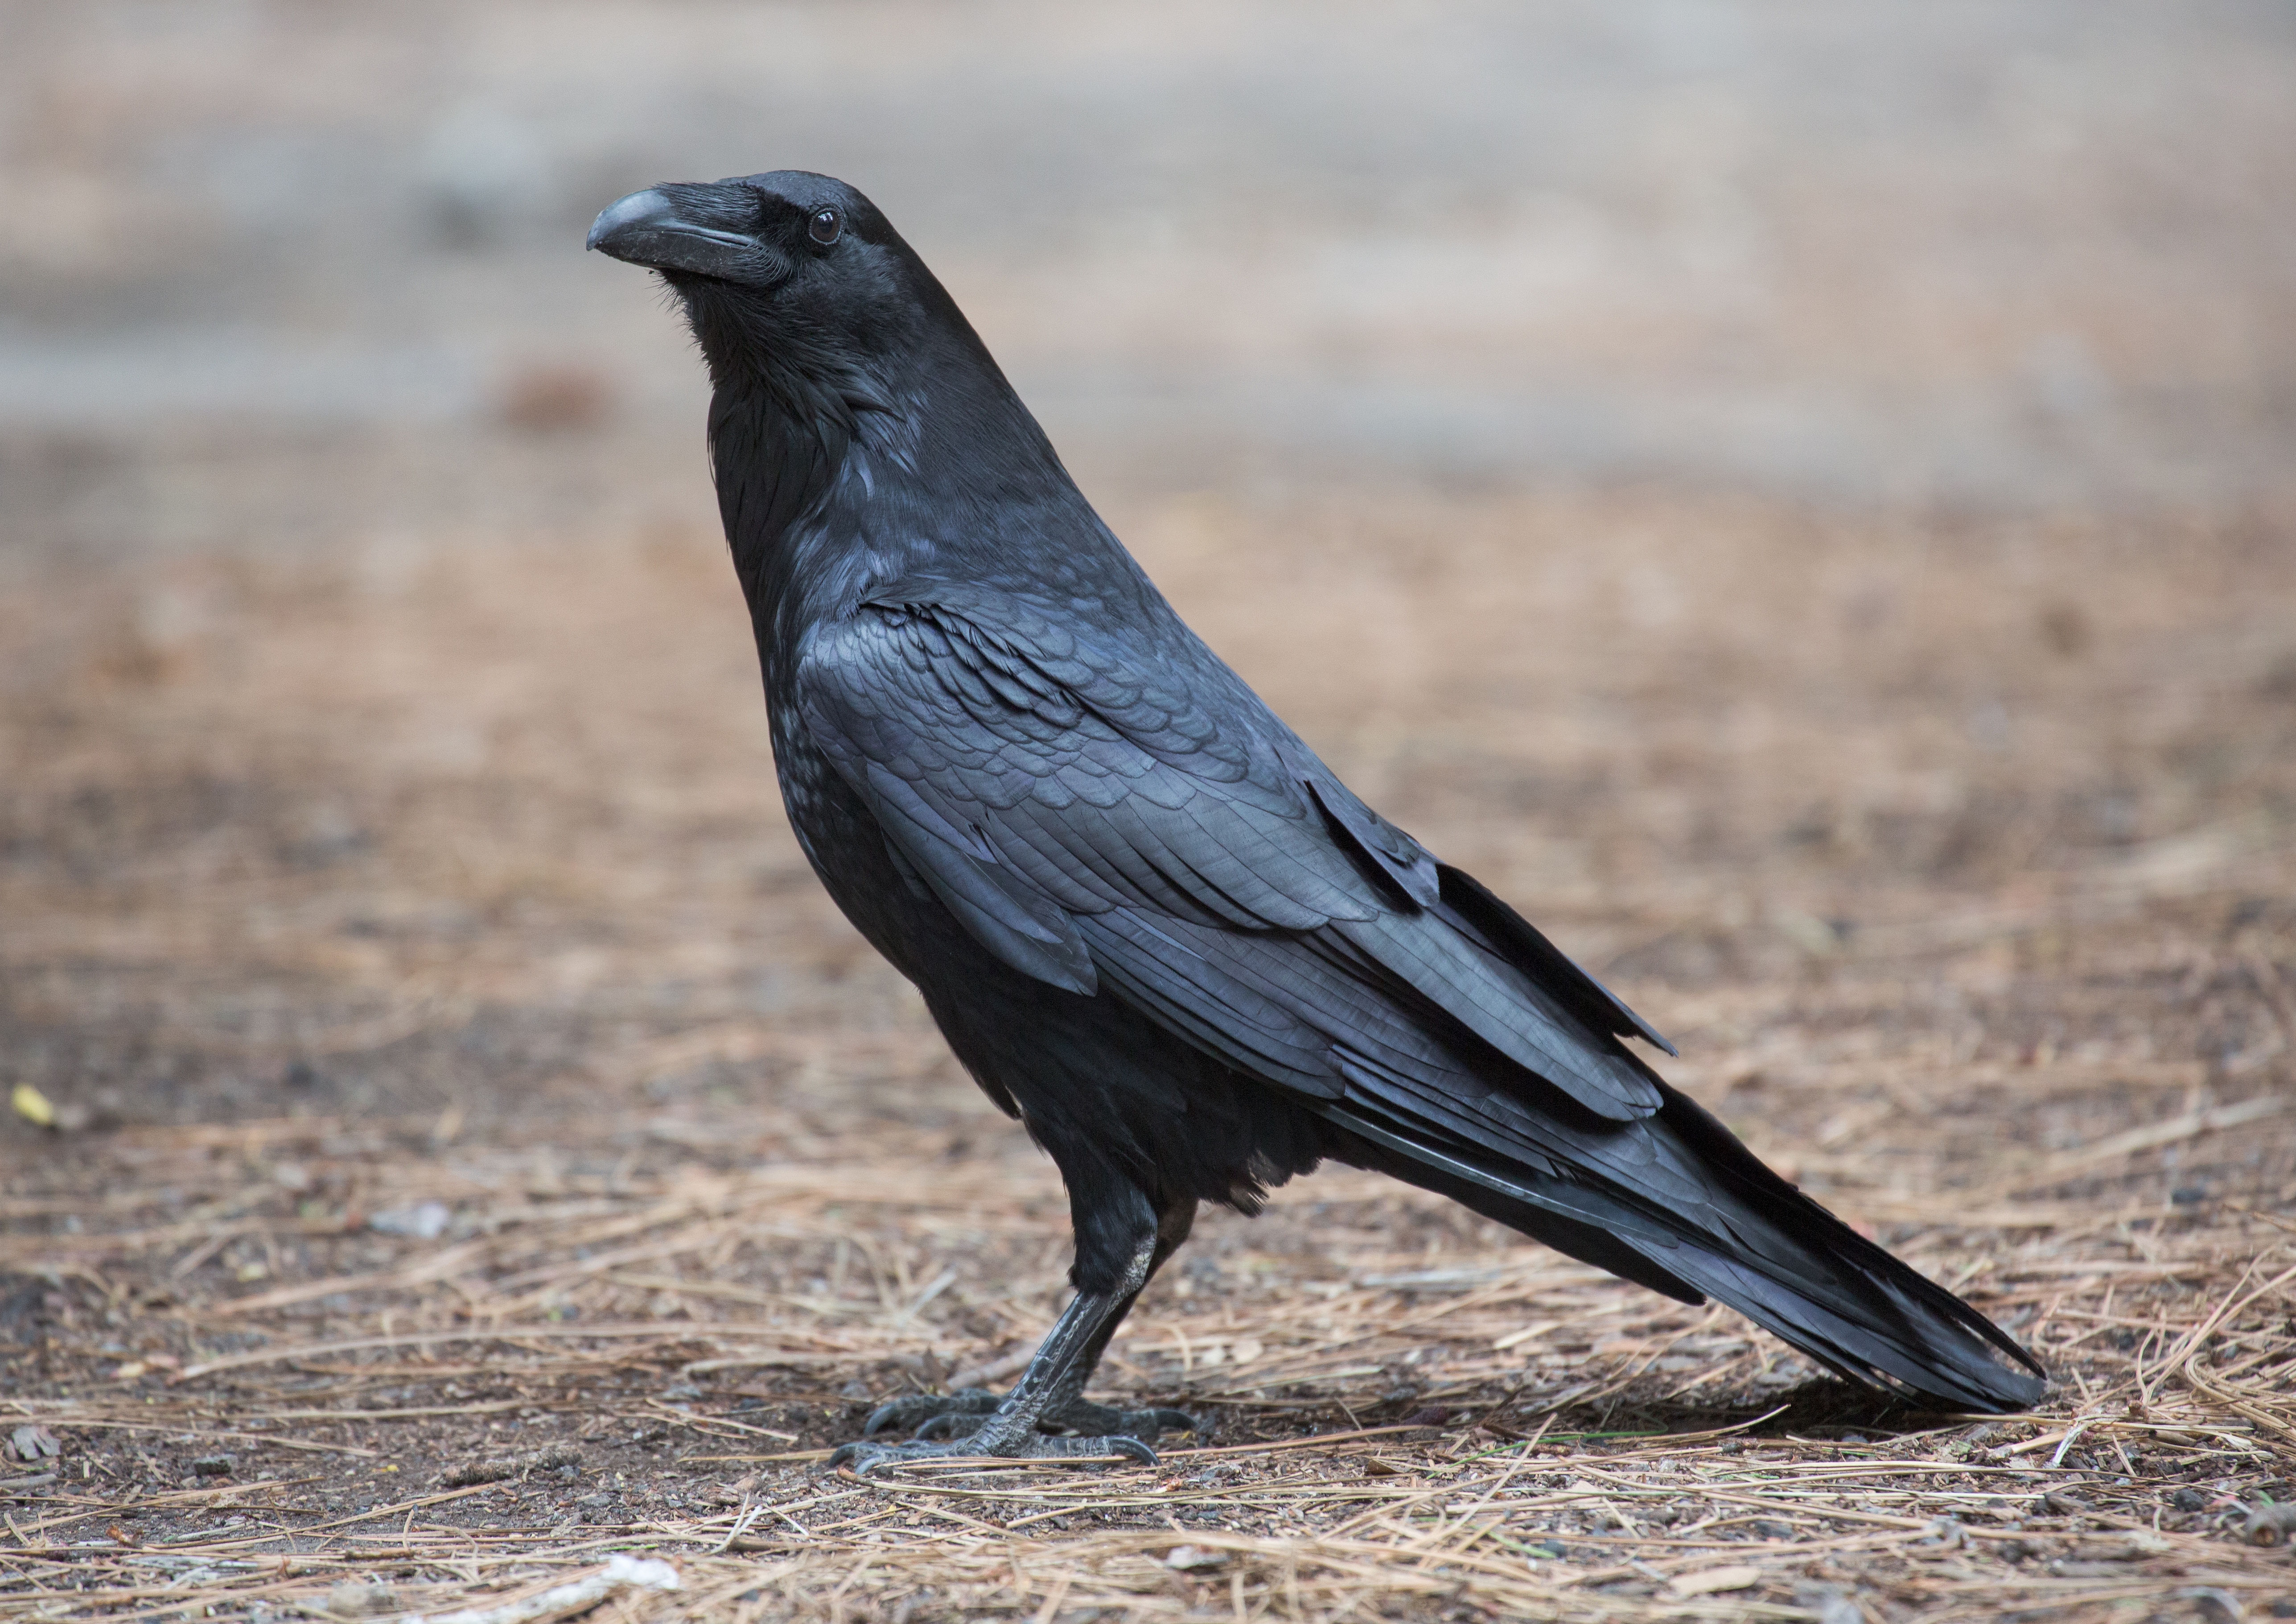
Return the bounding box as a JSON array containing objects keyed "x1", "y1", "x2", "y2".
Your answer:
[{"x1": 798, "y1": 596, "x2": 1669, "y2": 1122}]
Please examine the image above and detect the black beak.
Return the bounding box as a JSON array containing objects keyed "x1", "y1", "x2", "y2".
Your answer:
[{"x1": 586, "y1": 187, "x2": 756, "y2": 280}]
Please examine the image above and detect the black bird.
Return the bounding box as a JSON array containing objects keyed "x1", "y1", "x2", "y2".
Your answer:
[{"x1": 586, "y1": 172, "x2": 2045, "y2": 1472}]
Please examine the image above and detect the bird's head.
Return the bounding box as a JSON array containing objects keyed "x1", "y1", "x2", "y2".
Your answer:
[
  {"x1": 587, "y1": 171, "x2": 965, "y2": 402},
  {"x1": 588, "y1": 170, "x2": 1071, "y2": 589}
]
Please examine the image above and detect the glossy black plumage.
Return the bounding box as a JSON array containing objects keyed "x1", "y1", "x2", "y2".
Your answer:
[{"x1": 587, "y1": 172, "x2": 2045, "y2": 1460}]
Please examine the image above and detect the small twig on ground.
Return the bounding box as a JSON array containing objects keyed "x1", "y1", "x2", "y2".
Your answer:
[{"x1": 436, "y1": 1446, "x2": 584, "y2": 1490}]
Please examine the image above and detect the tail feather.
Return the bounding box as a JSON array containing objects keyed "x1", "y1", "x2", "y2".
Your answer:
[{"x1": 1322, "y1": 1085, "x2": 2045, "y2": 1414}]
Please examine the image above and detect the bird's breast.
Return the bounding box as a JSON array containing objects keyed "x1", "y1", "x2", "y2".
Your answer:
[{"x1": 765, "y1": 699, "x2": 944, "y2": 981}]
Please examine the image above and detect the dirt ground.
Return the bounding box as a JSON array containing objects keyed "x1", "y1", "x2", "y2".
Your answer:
[
  {"x1": 6, "y1": 5, "x2": 2296, "y2": 1622},
  {"x1": 5, "y1": 480, "x2": 2294, "y2": 1621}
]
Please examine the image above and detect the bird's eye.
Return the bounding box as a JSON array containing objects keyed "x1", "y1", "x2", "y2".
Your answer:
[{"x1": 808, "y1": 208, "x2": 841, "y2": 246}]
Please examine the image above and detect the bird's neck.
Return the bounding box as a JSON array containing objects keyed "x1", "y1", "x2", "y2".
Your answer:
[{"x1": 706, "y1": 340, "x2": 1093, "y2": 677}]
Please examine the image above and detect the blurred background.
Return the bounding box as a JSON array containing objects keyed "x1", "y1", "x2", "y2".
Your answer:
[
  {"x1": 3, "y1": 0, "x2": 2292, "y2": 1176},
  {"x1": 6, "y1": 1, "x2": 2294, "y2": 530}
]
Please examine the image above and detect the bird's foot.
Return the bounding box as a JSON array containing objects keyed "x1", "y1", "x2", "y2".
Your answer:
[
  {"x1": 861, "y1": 1388, "x2": 1201, "y2": 1446},
  {"x1": 859, "y1": 1387, "x2": 1003, "y2": 1438},
  {"x1": 828, "y1": 1427, "x2": 1159, "y2": 1478},
  {"x1": 1037, "y1": 1398, "x2": 1205, "y2": 1442}
]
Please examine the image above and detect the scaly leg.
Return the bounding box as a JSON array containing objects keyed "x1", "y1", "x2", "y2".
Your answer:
[
  {"x1": 869, "y1": 1291, "x2": 1198, "y2": 1444},
  {"x1": 831, "y1": 1192, "x2": 1200, "y2": 1475}
]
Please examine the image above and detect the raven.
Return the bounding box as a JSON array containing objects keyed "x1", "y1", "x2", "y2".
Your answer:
[{"x1": 587, "y1": 172, "x2": 2045, "y2": 1472}]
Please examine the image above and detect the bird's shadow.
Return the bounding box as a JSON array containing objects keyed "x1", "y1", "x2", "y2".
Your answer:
[
  {"x1": 1341, "y1": 1387, "x2": 2002, "y2": 1451},
  {"x1": 1461, "y1": 1379, "x2": 1999, "y2": 1447}
]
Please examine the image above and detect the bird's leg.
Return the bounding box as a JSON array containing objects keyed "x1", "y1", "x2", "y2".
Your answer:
[
  {"x1": 896, "y1": 1195, "x2": 1198, "y2": 1444},
  {"x1": 898, "y1": 1269, "x2": 1200, "y2": 1443},
  {"x1": 830, "y1": 1237, "x2": 1158, "y2": 1474},
  {"x1": 831, "y1": 1191, "x2": 1200, "y2": 1475},
  {"x1": 856, "y1": 1286, "x2": 1198, "y2": 1444}
]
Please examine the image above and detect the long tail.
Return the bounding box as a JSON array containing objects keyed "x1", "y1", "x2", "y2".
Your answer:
[{"x1": 1323, "y1": 1083, "x2": 2045, "y2": 1413}]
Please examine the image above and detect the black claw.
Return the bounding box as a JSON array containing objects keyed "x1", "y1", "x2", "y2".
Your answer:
[
  {"x1": 861, "y1": 1388, "x2": 1001, "y2": 1438},
  {"x1": 826, "y1": 1431, "x2": 1158, "y2": 1475},
  {"x1": 830, "y1": 1439, "x2": 914, "y2": 1478},
  {"x1": 840, "y1": 1384, "x2": 1189, "y2": 1470},
  {"x1": 914, "y1": 1410, "x2": 986, "y2": 1441}
]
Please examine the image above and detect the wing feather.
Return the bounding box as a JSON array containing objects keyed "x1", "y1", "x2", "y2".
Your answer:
[{"x1": 798, "y1": 597, "x2": 1671, "y2": 1124}]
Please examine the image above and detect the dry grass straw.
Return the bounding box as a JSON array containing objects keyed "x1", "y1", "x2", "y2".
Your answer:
[
  {"x1": 5, "y1": 491, "x2": 2295, "y2": 1620},
  {"x1": 5, "y1": 1085, "x2": 2293, "y2": 1622}
]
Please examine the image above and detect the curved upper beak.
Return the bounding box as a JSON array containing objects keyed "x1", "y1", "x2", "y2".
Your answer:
[{"x1": 586, "y1": 187, "x2": 755, "y2": 279}]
